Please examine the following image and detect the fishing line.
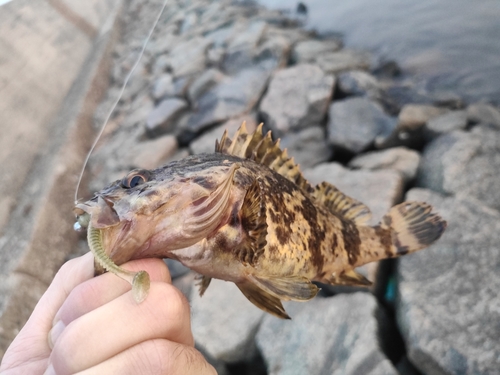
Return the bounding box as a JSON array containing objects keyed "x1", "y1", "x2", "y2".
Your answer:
[{"x1": 74, "y1": 0, "x2": 169, "y2": 204}]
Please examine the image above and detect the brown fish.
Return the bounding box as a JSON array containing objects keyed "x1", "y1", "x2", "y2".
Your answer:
[{"x1": 75, "y1": 123, "x2": 447, "y2": 318}]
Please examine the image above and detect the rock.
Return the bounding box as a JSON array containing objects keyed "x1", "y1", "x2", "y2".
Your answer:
[
  {"x1": 316, "y1": 49, "x2": 371, "y2": 74},
  {"x1": 146, "y1": 98, "x2": 188, "y2": 134},
  {"x1": 151, "y1": 73, "x2": 175, "y2": 100},
  {"x1": 417, "y1": 125, "x2": 500, "y2": 211},
  {"x1": 280, "y1": 126, "x2": 333, "y2": 169},
  {"x1": 304, "y1": 162, "x2": 403, "y2": 225},
  {"x1": 188, "y1": 69, "x2": 226, "y2": 103},
  {"x1": 254, "y1": 34, "x2": 291, "y2": 71},
  {"x1": 164, "y1": 259, "x2": 190, "y2": 279},
  {"x1": 152, "y1": 53, "x2": 170, "y2": 76},
  {"x1": 397, "y1": 188, "x2": 500, "y2": 375},
  {"x1": 168, "y1": 36, "x2": 212, "y2": 77},
  {"x1": 222, "y1": 20, "x2": 267, "y2": 74},
  {"x1": 184, "y1": 67, "x2": 271, "y2": 134},
  {"x1": 398, "y1": 104, "x2": 449, "y2": 131},
  {"x1": 291, "y1": 39, "x2": 342, "y2": 64},
  {"x1": 259, "y1": 64, "x2": 334, "y2": 136},
  {"x1": 180, "y1": 11, "x2": 198, "y2": 34},
  {"x1": 327, "y1": 97, "x2": 396, "y2": 153},
  {"x1": 256, "y1": 293, "x2": 398, "y2": 375},
  {"x1": 425, "y1": 110, "x2": 467, "y2": 139},
  {"x1": 466, "y1": 102, "x2": 500, "y2": 128},
  {"x1": 121, "y1": 94, "x2": 155, "y2": 129},
  {"x1": 189, "y1": 115, "x2": 258, "y2": 155},
  {"x1": 130, "y1": 134, "x2": 178, "y2": 170},
  {"x1": 191, "y1": 279, "x2": 265, "y2": 363},
  {"x1": 349, "y1": 147, "x2": 421, "y2": 183},
  {"x1": 337, "y1": 70, "x2": 383, "y2": 100}
]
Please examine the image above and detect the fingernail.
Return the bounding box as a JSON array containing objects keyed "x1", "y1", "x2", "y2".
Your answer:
[
  {"x1": 43, "y1": 363, "x2": 56, "y2": 375},
  {"x1": 48, "y1": 320, "x2": 65, "y2": 350}
]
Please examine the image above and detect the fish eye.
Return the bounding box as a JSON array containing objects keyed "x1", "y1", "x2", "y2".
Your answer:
[{"x1": 121, "y1": 170, "x2": 151, "y2": 189}]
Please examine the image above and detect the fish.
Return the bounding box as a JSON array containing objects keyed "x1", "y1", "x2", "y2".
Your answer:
[{"x1": 74, "y1": 123, "x2": 447, "y2": 319}]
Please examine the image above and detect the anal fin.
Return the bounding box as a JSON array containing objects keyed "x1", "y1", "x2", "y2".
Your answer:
[
  {"x1": 196, "y1": 275, "x2": 212, "y2": 296},
  {"x1": 327, "y1": 269, "x2": 372, "y2": 287},
  {"x1": 236, "y1": 282, "x2": 290, "y2": 319},
  {"x1": 248, "y1": 274, "x2": 319, "y2": 301},
  {"x1": 313, "y1": 182, "x2": 372, "y2": 225}
]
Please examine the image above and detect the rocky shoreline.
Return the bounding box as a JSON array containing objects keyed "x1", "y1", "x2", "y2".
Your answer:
[{"x1": 82, "y1": 0, "x2": 500, "y2": 374}]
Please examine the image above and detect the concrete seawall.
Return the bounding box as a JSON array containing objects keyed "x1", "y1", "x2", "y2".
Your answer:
[{"x1": 0, "y1": 0, "x2": 122, "y2": 356}]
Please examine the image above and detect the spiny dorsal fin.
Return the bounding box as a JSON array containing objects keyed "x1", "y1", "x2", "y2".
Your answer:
[
  {"x1": 234, "y1": 178, "x2": 268, "y2": 266},
  {"x1": 312, "y1": 182, "x2": 372, "y2": 225},
  {"x1": 215, "y1": 122, "x2": 313, "y2": 193}
]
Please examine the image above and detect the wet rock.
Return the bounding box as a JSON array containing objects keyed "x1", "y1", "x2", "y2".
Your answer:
[
  {"x1": 188, "y1": 68, "x2": 226, "y2": 103},
  {"x1": 398, "y1": 104, "x2": 449, "y2": 131},
  {"x1": 349, "y1": 147, "x2": 420, "y2": 183},
  {"x1": 291, "y1": 39, "x2": 342, "y2": 63},
  {"x1": 316, "y1": 49, "x2": 371, "y2": 74},
  {"x1": 327, "y1": 97, "x2": 396, "y2": 153},
  {"x1": 189, "y1": 115, "x2": 258, "y2": 155},
  {"x1": 337, "y1": 70, "x2": 383, "y2": 100},
  {"x1": 184, "y1": 67, "x2": 271, "y2": 134},
  {"x1": 191, "y1": 279, "x2": 265, "y2": 363},
  {"x1": 466, "y1": 102, "x2": 500, "y2": 128},
  {"x1": 280, "y1": 126, "x2": 333, "y2": 169},
  {"x1": 425, "y1": 110, "x2": 467, "y2": 139},
  {"x1": 146, "y1": 98, "x2": 188, "y2": 134},
  {"x1": 256, "y1": 293, "x2": 398, "y2": 375},
  {"x1": 398, "y1": 188, "x2": 500, "y2": 375},
  {"x1": 151, "y1": 73, "x2": 175, "y2": 100},
  {"x1": 130, "y1": 134, "x2": 178, "y2": 170},
  {"x1": 417, "y1": 125, "x2": 500, "y2": 210},
  {"x1": 260, "y1": 64, "x2": 334, "y2": 137},
  {"x1": 304, "y1": 162, "x2": 403, "y2": 225},
  {"x1": 168, "y1": 36, "x2": 212, "y2": 77}
]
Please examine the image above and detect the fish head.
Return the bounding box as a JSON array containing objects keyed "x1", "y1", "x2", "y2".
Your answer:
[{"x1": 74, "y1": 161, "x2": 241, "y2": 266}]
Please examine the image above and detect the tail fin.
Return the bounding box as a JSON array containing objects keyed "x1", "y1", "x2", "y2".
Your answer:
[
  {"x1": 379, "y1": 201, "x2": 447, "y2": 256},
  {"x1": 354, "y1": 201, "x2": 446, "y2": 268}
]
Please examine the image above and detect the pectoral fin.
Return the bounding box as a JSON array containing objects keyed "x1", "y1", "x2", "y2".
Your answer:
[
  {"x1": 236, "y1": 281, "x2": 290, "y2": 319},
  {"x1": 248, "y1": 275, "x2": 319, "y2": 301}
]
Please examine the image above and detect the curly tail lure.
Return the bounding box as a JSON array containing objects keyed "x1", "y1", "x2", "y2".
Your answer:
[{"x1": 87, "y1": 222, "x2": 150, "y2": 303}]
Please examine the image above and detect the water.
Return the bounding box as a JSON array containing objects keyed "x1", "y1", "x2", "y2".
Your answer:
[{"x1": 261, "y1": 0, "x2": 500, "y2": 104}]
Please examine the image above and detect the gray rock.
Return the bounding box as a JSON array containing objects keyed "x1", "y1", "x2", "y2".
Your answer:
[
  {"x1": 191, "y1": 279, "x2": 265, "y2": 363},
  {"x1": 151, "y1": 73, "x2": 175, "y2": 100},
  {"x1": 259, "y1": 64, "x2": 334, "y2": 136},
  {"x1": 121, "y1": 94, "x2": 155, "y2": 129},
  {"x1": 316, "y1": 49, "x2": 371, "y2": 74},
  {"x1": 256, "y1": 293, "x2": 398, "y2": 375},
  {"x1": 280, "y1": 126, "x2": 333, "y2": 169},
  {"x1": 425, "y1": 110, "x2": 468, "y2": 139},
  {"x1": 164, "y1": 259, "x2": 190, "y2": 279},
  {"x1": 188, "y1": 68, "x2": 226, "y2": 103},
  {"x1": 398, "y1": 188, "x2": 500, "y2": 375},
  {"x1": 291, "y1": 39, "x2": 342, "y2": 64},
  {"x1": 417, "y1": 125, "x2": 500, "y2": 210},
  {"x1": 398, "y1": 104, "x2": 449, "y2": 131},
  {"x1": 152, "y1": 53, "x2": 170, "y2": 76},
  {"x1": 304, "y1": 162, "x2": 403, "y2": 225},
  {"x1": 130, "y1": 134, "x2": 178, "y2": 170},
  {"x1": 337, "y1": 70, "x2": 383, "y2": 100},
  {"x1": 327, "y1": 97, "x2": 396, "y2": 153},
  {"x1": 349, "y1": 147, "x2": 421, "y2": 183},
  {"x1": 255, "y1": 34, "x2": 291, "y2": 71},
  {"x1": 146, "y1": 98, "x2": 188, "y2": 134},
  {"x1": 185, "y1": 67, "x2": 271, "y2": 134},
  {"x1": 189, "y1": 115, "x2": 258, "y2": 155},
  {"x1": 466, "y1": 102, "x2": 500, "y2": 128},
  {"x1": 168, "y1": 36, "x2": 212, "y2": 77}
]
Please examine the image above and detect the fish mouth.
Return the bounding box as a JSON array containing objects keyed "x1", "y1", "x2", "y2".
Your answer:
[{"x1": 74, "y1": 195, "x2": 121, "y2": 230}]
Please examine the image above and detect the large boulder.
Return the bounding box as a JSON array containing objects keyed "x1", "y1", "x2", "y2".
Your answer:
[
  {"x1": 256, "y1": 293, "x2": 398, "y2": 375},
  {"x1": 417, "y1": 125, "x2": 500, "y2": 211},
  {"x1": 259, "y1": 64, "x2": 335, "y2": 137},
  {"x1": 397, "y1": 188, "x2": 500, "y2": 375}
]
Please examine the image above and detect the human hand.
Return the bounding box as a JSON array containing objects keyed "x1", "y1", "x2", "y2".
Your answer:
[{"x1": 0, "y1": 252, "x2": 216, "y2": 375}]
